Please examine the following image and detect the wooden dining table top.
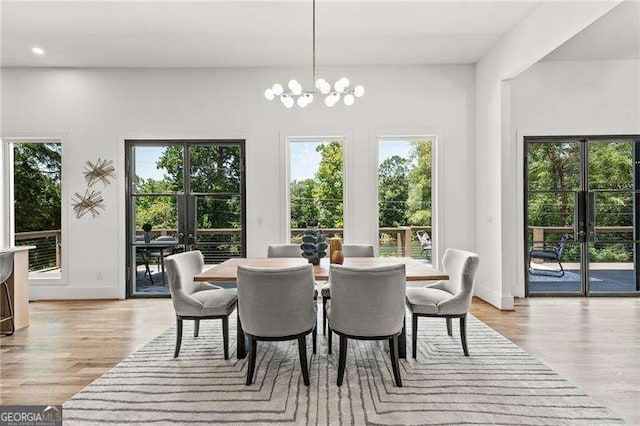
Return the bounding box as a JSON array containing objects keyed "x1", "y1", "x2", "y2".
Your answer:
[{"x1": 195, "y1": 257, "x2": 449, "y2": 282}]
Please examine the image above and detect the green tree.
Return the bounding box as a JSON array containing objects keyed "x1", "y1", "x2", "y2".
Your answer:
[
  {"x1": 290, "y1": 179, "x2": 319, "y2": 228},
  {"x1": 406, "y1": 140, "x2": 433, "y2": 226},
  {"x1": 13, "y1": 143, "x2": 61, "y2": 232},
  {"x1": 313, "y1": 142, "x2": 343, "y2": 228},
  {"x1": 378, "y1": 155, "x2": 409, "y2": 227}
]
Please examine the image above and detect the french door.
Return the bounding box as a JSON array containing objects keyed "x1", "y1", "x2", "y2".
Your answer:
[
  {"x1": 524, "y1": 136, "x2": 640, "y2": 296},
  {"x1": 125, "y1": 140, "x2": 246, "y2": 297}
]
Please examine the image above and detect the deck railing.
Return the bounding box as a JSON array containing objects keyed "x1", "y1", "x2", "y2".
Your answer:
[{"x1": 15, "y1": 229, "x2": 62, "y2": 272}]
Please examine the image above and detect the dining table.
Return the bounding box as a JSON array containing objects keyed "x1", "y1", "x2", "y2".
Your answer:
[
  {"x1": 134, "y1": 240, "x2": 178, "y2": 285},
  {"x1": 195, "y1": 257, "x2": 449, "y2": 359}
]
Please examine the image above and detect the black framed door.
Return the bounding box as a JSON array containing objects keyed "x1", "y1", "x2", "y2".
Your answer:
[
  {"x1": 524, "y1": 135, "x2": 640, "y2": 296},
  {"x1": 125, "y1": 140, "x2": 246, "y2": 297}
]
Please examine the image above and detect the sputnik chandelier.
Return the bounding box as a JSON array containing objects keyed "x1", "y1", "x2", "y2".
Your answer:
[{"x1": 264, "y1": 0, "x2": 364, "y2": 108}]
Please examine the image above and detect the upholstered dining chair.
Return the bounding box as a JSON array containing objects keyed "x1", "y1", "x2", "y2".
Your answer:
[
  {"x1": 267, "y1": 244, "x2": 302, "y2": 258},
  {"x1": 405, "y1": 249, "x2": 479, "y2": 358},
  {"x1": 165, "y1": 251, "x2": 238, "y2": 359},
  {"x1": 321, "y1": 244, "x2": 374, "y2": 335},
  {"x1": 237, "y1": 264, "x2": 317, "y2": 386},
  {"x1": 326, "y1": 264, "x2": 406, "y2": 387}
]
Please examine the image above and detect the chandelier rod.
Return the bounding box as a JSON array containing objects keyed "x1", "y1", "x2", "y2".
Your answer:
[{"x1": 312, "y1": 0, "x2": 316, "y2": 88}]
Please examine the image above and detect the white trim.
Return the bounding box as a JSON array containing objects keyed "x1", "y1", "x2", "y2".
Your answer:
[
  {"x1": 515, "y1": 128, "x2": 640, "y2": 298},
  {"x1": 1, "y1": 134, "x2": 69, "y2": 286},
  {"x1": 280, "y1": 133, "x2": 350, "y2": 244},
  {"x1": 370, "y1": 129, "x2": 444, "y2": 267}
]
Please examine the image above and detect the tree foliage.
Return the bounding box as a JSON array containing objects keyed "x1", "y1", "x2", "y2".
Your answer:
[{"x1": 14, "y1": 143, "x2": 61, "y2": 233}]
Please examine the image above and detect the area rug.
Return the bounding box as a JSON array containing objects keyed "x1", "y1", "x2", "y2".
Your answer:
[{"x1": 63, "y1": 312, "x2": 623, "y2": 425}]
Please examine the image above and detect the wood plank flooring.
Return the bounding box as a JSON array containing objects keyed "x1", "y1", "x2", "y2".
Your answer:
[{"x1": 1, "y1": 297, "x2": 638, "y2": 423}]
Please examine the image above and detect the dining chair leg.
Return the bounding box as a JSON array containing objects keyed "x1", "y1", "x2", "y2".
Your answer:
[
  {"x1": 398, "y1": 316, "x2": 406, "y2": 359},
  {"x1": 237, "y1": 311, "x2": 246, "y2": 359},
  {"x1": 194, "y1": 319, "x2": 200, "y2": 337},
  {"x1": 246, "y1": 335, "x2": 257, "y2": 385},
  {"x1": 298, "y1": 335, "x2": 310, "y2": 386},
  {"x1": 222, "y1": 316, "x2": 229, "y2": 360},
  {"x1": 328, "y1": 325, "x2": 332, "y2": 355},
  {"x1": 389, "y1": 335, "x2": 402, "y2": 387},
  {"x1": 312, "y1": 322, "x2": 317, "y2": 354},
  {"x1": 460, "y1": 315, "x2": 469, "y2": 356},
  {"x1": 322, "y1": 296, "x2": 328, "y2": 335},
  {"x1": 337, "y1": 335, "x2": 348, "y2": 386},
  {"x1": 446, "y1": 318, "x2": 452, "y2": 336},
  {"x1": 174, "y1": 317, "x2": 183, "y2": 358},
  {"x1": 412, "y1": 314, "x2": 418, "y2": 359}
]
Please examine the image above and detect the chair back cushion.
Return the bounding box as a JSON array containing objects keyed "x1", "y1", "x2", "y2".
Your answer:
[
  {"x1": 267, "y1": 244, "x2": 302, "y2": 258},
  {"x1": 237, "y1": 264, "x2": 316, "y2": 337},
  {"x1": 342, "y1": 244, "x2": 374, "y2": 257},
  {"x1": 329, "y1": 264, "x2": 405, "y2": 337},
  {"x1": 437, "y1": 249, "x2": 480, "y2": 314},
  {"x1": 165, "y1": 251, "x2": 206, "y2": 315}
]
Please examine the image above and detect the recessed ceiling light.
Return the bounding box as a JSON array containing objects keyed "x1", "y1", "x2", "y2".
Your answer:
[{"x1": 31, "y1": 47, "x2": 45, "y2": 56}]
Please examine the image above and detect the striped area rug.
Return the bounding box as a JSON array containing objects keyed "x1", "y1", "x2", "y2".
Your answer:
[{"x1": 63, "y1": 312, "x2": 623, "y2": 425}]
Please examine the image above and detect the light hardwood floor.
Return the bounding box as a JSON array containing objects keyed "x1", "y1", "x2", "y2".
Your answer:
[{"x1": 1, "y1": 297, "x2": 638, "y2": 423}]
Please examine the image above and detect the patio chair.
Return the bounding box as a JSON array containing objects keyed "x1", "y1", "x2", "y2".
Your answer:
[
  {"x1": 416, "y1": 230, "x2": 432, "y2": 260},
  {"x1": 529, "y1": 234, "x2": 570, "y2": 277}
]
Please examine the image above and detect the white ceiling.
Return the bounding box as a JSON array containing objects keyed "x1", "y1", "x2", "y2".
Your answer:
[
  {"x1": 1, "y1": 1, "x2": 541, "y2": 68},
  {"x1": 544, "y1": 0, "x2": 640, "y2": 61}
]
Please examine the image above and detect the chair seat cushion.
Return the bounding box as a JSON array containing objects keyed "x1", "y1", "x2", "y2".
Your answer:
[
  {"x1": 320, "y1": 282, "x2": 331, "y2": 298},
  {"x1": 405, "y1": 287, "x2": 452, "y2": 315},
  {"x1": 530, "y1": 250, "x2": 558, "y2": 260},
  {"x1": 190, "y1": 289, "x2": 237, "y2": 316}
]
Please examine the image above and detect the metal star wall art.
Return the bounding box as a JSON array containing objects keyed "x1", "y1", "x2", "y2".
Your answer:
[
  {"x1": 83, "y1": 158, "x2": 116, "y2": 187},
  {"x1": 72, "y1": 190, "x2": 105, "y2": 219}
]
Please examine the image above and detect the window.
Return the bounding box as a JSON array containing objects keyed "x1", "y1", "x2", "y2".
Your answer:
[
  {"x1": 378, "y1": 138, "x2": 433, "y2": 260},
  {"x1": 11, "y1": 141, "x2": 63, "y2": 279},
  {"x1": 288, "y1": 139, "x2": 344, "y2": 243}
]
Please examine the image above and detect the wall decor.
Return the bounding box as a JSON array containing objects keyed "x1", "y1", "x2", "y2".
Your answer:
[
  {"x1": 83, "y1": 158, "x2": 116, "y2": 187},
  {"x1": 72, "y1": 190, "x2": 105, "y2": 218}
]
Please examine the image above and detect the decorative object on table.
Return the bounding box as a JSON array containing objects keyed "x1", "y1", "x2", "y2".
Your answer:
[
  {"x1": 83, "y1": 158, "x2": 116, "y2": 187},
  {"x1": 142, "y1": 223, "x2": 153, "y2": 243},
  {"x1": 71, "y1": 190, "x2": 105, "y2": 219},
  {"x1": 329, "y1": 238, "x2": 344, "y2": 265},
  {"x1": 300, "y1": 228, "x2": 327, "y2": 265},
  {"x1": 263, "y1": 0, "x2": 364, "y2": 109}
]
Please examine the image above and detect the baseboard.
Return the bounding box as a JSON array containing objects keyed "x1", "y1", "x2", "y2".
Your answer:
[
  {"x1": 29, "y1": 285, "x2": 124, "y2": 300},
  {"x1": 474, "y1": 283, "x2": 514, "y2": 310}
]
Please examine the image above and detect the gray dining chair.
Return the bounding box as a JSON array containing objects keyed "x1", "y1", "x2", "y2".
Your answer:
[
  {"x1": 267, "y1": 244, "x2": 303, "y2": 258},
  {"x1": 0, "y1": 252, "x2": 15, "y2": 336},
  {"x1": 237, "y1": 264, "x2": 317, "y2": 386},
  {"x1": 405, "y1": 249, "x2": 479, "y2": 357},
  {"x1": 326, "y1": 264, "x2": 406, "y2": 387},
  {"x1": 165, "y1": 251, "x2": 237, "y2": 359},
  {"x1": 321, "y1": 244, "x2": 374, "y2": 335}
]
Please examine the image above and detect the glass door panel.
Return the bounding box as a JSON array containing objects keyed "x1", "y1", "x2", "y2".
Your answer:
[
  {"x1": 587, "y1": 139, "x2": 639, "y2": 294},
  {"x1": 526, "y1": 191, "x2": 582, "y2": 294},
  {"x1": 192, "y1": 195, "x2": 243, "y2": 265}
]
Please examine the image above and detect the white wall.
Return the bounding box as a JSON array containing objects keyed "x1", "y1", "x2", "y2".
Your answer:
[
  {"x1": 1, "y1": 65, "x2": 476, "y2": 299},
  {"x1": 510, "y1": 59, "x2": 640, "y2": 296},
  {"x1": 474, "y1": 1, "x2": 619, "y2": 309}
]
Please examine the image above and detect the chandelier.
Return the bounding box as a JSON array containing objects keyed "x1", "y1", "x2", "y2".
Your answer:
[{"x1": 264, "y1": 0, "x2": 364, "y2": 108}]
